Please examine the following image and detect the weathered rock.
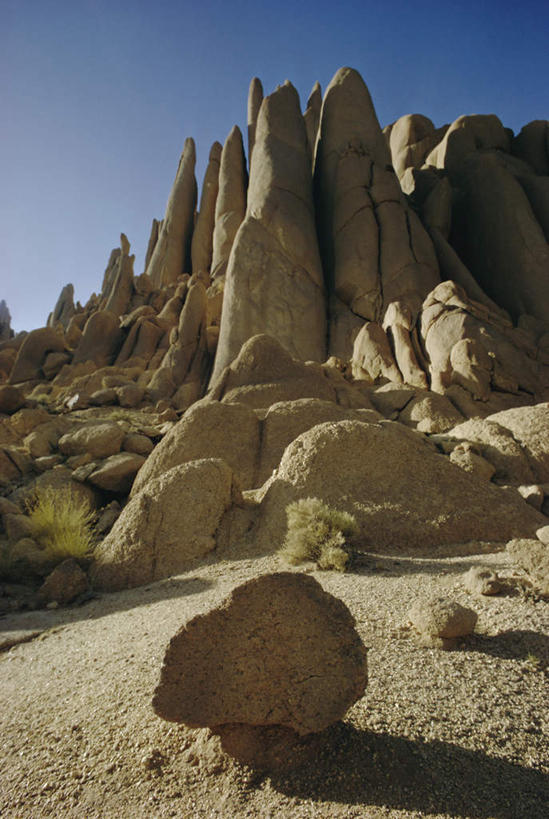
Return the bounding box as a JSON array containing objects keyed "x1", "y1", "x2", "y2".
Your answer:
[
  {"x1": 94, "y1": 501, "x2": 121, "y2": 535},
  {"x1": 153, "y1": 572, "x2": 368, "y2": 736},
  {"x1": 444, "y1": 417, "x2": 537, "y2": 485},
  {"x1": 48, "y1": 284, "x2": 76, "y2": 330},
  {"x1": 210, "y1": 126, "x2": 248, "y2": 283},
  {"x1": 351, "y1": 322, "x2": 402, "y2": 383},
  {"x1": 87, "y1": 452, "x2": 146, "y2": 494},
  {"x1": 90, "y1": 387, "x2": 118, "y2": 406},
  {"x1": 210, "y1": 334, "x2": 335, "y2": 410},
  {"x1": 247, "y1": 76, "x2": 263, "y2": 165},
  {"x1": 131, "y1": 399, "x2": 260, "y2": 495},
  {"x1": 72, "y1": 310, "x2": 123, "y2": 367},
  {"x1": 211, "y1": 82, "x2": 326, "y2": 382},
  {"x1": 517, "y1": 484, "x2": 544, "y2": 511},
  {"x1": 146, "y1": 138, "x2": 197, "y2": 287},
  {"x1": 42, "y1": 351, "x2": 71, "y2": 380},
  {"x1": 257, "y1": 398, "x2": 380, "y2": 486},
  {"x1": 449, "y1": 151, "x2": 549, "y2": 323},
  {"x1": 303, "y1": 81, "x2": 321, "y2": 163},
  {"x1": 58, "y1": 422, "x2": 125, "y2": 459},
  {"x1": 10, "y1": 466, "x2": 99, "y2": 510},
  {"x1": 314, "y1": 67, "x2": 439, "y2": 359},
  {"x1": 116, "y1": 382, "x2": 144, "y2": 408},
  {"x1": 463, "y1": 566, "x2": 503, "y2": 595},
  {"x1": 4, "y1": 513, "x2": 34, "y2": 543},
  {"x1": 0, "y1": 385, "x2": 25, "y2": 414},
  {"x1": 536, "y1": 525, "x2": 549, "y2": 545},
  {"x1": 9, "y1": 328, "x2": 65, "y2": 384},
  {"x1": 485, "y1": 404, "x2": 549, "y2": 482},
  {"x1": 37, "y1": 558, "x2": 89, "y2": 605},
  {"x1": 257, "y1": 420, "x2": 545, "y2": 553},
  {"x1": 191, "y1": 142, "x2": 222, "y2": 275},
  {"x1": 408, "y1": 596, "x2": 477, "y2": 648},
  {"x1": 449, "y1": 443, "x2": 497, "y2": 481},
  {"x1": 101, "y1": 234, "x2": 135, "y2": 318},
  {"x1": 91, "y1": 458, "x2": 240, "y2": 591},
  {"x1": 513, "y1": 120, "x2": 549, "y2": 176},
  {"x1": 388, "y1": 114, "x2": 447, "y2": 179},
  {"x1": 398, "y1": 391, "x2": 464, "y2": 434},
  {"x1": 7, "y1": 537, "x2": 55, "y2": 578},
  {"x1": 425, "y1": 114, "x2": 510, "y2": 176},
  {"x1": 507, "y1": 538, "x2": 549, "y2": 596},
  {"x1": 122, "y1": 432, "x2": 153, "y2": 457},
  {"x1": 0, "y1": 300, "x2": 12, "y2": 341}
]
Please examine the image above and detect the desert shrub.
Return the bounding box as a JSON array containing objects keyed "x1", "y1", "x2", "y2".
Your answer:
[
  {"x1": 25, "y1": 486, "x2": 95, "y2": 560},
  {"x1": 279, "y1": 497, "x2": 358, "y2": 572}
]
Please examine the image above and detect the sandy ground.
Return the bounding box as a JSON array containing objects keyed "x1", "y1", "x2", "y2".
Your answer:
[{"x1": 1, "y1": 548, "x2": 548, "y2": 818}]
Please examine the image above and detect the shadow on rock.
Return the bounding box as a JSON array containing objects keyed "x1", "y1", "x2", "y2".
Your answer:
[{"x1": 267, "y1": 722, "x2": 549, "y2": 819}]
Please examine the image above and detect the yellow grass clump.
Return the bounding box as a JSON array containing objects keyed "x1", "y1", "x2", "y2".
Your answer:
[
  {"x1": 26, "y1": 486, "x2": 95, "y2": 560},
  {"x1": 279, "y1": 497, "x2": 358, "y2": 572}
]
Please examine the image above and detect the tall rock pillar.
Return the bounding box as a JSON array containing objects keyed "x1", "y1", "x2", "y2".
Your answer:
[{"x1": 210, "y1": 82, "x2": 326, "y2": 383}]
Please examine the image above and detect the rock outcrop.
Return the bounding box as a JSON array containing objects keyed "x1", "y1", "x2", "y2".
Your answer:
[{"x1": 191, "y1": 142, "x2": 222, "y2": 276}]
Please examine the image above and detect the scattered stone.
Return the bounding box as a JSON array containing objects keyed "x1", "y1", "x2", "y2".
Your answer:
[
  {"x1": 463, "y1": 566, "x2": 503, "y2": 595},
  {"x1": 37, "y1": 558, "x2": 89, "y2": 605},
  {"x1": 0, "y1": 385, "x2": 25, "y2": 414},
  {"x1": 58, "y1": 422, "x2": 125, "y2": 459},
  {"x1": 408, "y1": 596, "x2": 478, "y2": 648},
  {"x1": 153, "y1": 572, "x2": 368, "y2": 740},
  {"x1": 87, "y1": 452, "x2": 146, "y2": 494}
]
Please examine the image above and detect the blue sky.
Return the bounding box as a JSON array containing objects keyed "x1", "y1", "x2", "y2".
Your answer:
[{"x1": 1, "y1": 0, "x2": 548, "y2": 331}]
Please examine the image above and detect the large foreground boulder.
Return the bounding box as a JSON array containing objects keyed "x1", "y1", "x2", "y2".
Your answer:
[
  {"x1": 153, "y1": 572, "x2": 367, "y2": 735},
  {"x1": 257, "y1": 420, "x2": 544, "y2": 552},
  {"x1": 91, "y1": 459, "x2": 240, "y2": 591}
]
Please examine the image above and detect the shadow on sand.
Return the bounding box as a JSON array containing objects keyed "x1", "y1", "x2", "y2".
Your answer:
[
  {"x1": 0, "y1": 575, "x2": 214, "y2": 647},
  {"x1": 266, "y1": 723, "x2": 548, "y2": 819}
]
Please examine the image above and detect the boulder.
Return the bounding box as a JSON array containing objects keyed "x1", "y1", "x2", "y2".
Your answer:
[
  {"x1": 37, "y1": 558, "x2": 89, "y2": 605},
  {"x1": 408, "y1": 596, "x2": 477, "y2": 648},
  {"x1": 512, "y1": 120, "x2": 549, "y2": 176},
  {"x1": 101, "y1": 235, "x2": 135, "y2": 319},
  {"x1": 87, "y1": 452, "x2": 146, "y2": 494},
  {"x1": 91, "y1": 458, "x2": 240, "y2": 591},
  {"x1": 153, "y1": 572, "x2": 368, "y2": 736},
  {"x1": 257, "y1": 398, "x2": 381, "y2": 486},
  {"x1": 122, "y1": 432, "x2": 154, "y2": 457},
  {"x1": 145, "y1": 138, "x2": 197, "y2": 287},
  {"x1": 131, "y1": 399, "x2": 260, "y2": 495},
  {"x1": 211, "y1": 82, "x2": 326, "y2": 382},
  {"x1": 257, "y1": 420, "x2": 545, "y2": 553},
  {"x1": 0, "y1": 385, "x2": 25, "y2": 414},
  {"x1": 9, "y1": 327, "x2": 65, "y2": 384},
  {"x1": 58, "y1": 422, "x2": 125, "y2": 459},
  {"x1": 397, "y1": 391, "x2": 464, "y2": 433}
]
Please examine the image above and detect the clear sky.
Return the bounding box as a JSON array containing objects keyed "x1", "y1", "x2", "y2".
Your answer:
[{"x1": 1, "y1": 0, "x2": 548, "y2": 332}]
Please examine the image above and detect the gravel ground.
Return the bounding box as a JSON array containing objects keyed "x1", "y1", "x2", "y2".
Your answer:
[{"x1": 1, "y1": 548, "x2": 548, "y2": 818}]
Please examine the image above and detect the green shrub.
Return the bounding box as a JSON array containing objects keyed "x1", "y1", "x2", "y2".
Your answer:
[
  {"x1": 279, "y1": 497, "x2": 358, "y2": 572},
  {"x1": 25, "y1": 486, "x2": 95, "y2": 560}
]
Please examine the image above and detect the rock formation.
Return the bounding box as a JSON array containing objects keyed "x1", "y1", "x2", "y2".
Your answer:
[
  {"x1": 145, "y1": 138, "x2": 197, "y2": 287},
  {"x1": 1, "y1": 65, "x2": 548, "y2": 611},
  {"x1": 210, "y1": 81, "x2": 326, "y2": 382}
]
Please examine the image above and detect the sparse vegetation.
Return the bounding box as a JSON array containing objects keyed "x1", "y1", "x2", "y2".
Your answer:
[
  {"x1": 25, "y1": 486, "x2": 95, "y2": 561},
  {"x1": 279, "y1": 497, "x2": 358, "y2": 572}
]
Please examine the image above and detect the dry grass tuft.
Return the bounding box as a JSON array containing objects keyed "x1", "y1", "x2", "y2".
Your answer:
[
  {"x1": 279, "y1": 497, "x2": 358, "y2": 572},
  {"x1": 26, "y1": 486, "x2": 95, "y2": 560}
]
